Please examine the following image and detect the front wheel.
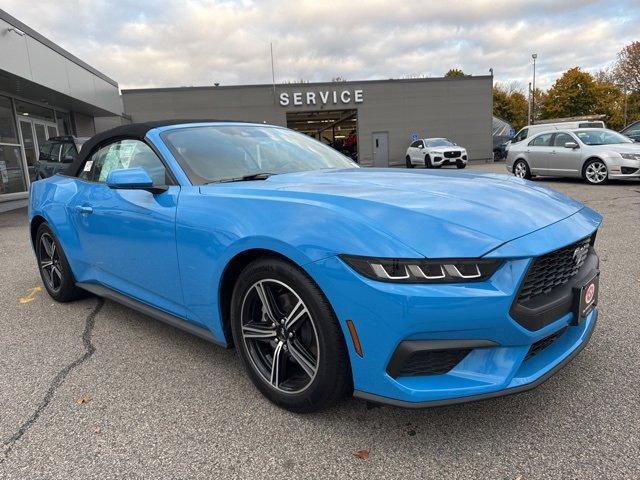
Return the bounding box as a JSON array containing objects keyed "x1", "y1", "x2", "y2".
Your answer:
[
  {"x1": 583, "y1": 159, "x2": 608, "y2": 185},
  {"x1": 513, "y1": 159, "x2": 531, "y2": 179},
  {"x1": 405, "y1": 156, "x2": 414, "y2": 168},
  {"x1": 425, "y1": 155, "x2": 433, "y2": 168},
  {"x1": 456, "y1": 161, "x2": 466, "y2": 169},
  {"x1": 230, "y1": 258, "x2": 351, "y2": 413}
]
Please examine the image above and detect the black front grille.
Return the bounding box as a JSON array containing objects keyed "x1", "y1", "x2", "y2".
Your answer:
[
  {"x1": 525, "y1": 327, "x2": 568, "y2": 361},
  {"x1": 517, "y1": 237, "x2": 591, "y2": 303},
  {"x1": 444, "y1": 151, "x2": 461, "y2": 158},
  {"x1": 396, "y1": 349, "x2": 471, "y2": 377}
]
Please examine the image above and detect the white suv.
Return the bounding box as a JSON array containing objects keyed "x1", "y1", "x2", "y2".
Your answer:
[{"x1": 405, "y1": 138, "x2": 468, "y2": 169}]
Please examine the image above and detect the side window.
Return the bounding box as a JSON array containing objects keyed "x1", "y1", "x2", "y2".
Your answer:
[
  {"x1": 50, "y1": 143, "x2": 62, "y2": 163},
  {"x1": 529, "y1": 133, "x2": 553, "y2": 147},
  {"x1": 416, "y1": 140, "x2": 424, "y2": 148},
  {"x1": 60, "y1": 142, "x2": 77, "y2": 163},
  {"x1": 38, "y1": 141, "x2": 54, "y2": 162},
  {"x1": 80, "y1": 139, "x2": 170, "y2": 185},
  {"x1": 553, "y1": 133, "x2": 574, "y2": 147},
  {"x1": 624, "y1": 124, "x2": 640, "y2": 135},
  {"x1": 513, "y1": 128, "x2": 528, "y2": 143},
  {"x1": 410, "y1": 141, "x2": 420, "y2": 148}
]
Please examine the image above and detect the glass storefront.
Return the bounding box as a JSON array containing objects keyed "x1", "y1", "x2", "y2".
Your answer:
[
  {"x1": 0, "y1": 94, "x2": 67, "y2": 197},
  {"x1": 0, "y1": 95, "x2": 26, "y2": 194}
]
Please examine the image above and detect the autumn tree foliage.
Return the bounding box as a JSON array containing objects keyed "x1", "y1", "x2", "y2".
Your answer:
[
  {"x1": 614, "y1": 41, "x2": 640, "y2": 92},
  {"x1": 493, "y1": 84, "x2": 528, "y2": 130},
  {"x1": 444, "y1": 69, "x2": 467, "y2": 77},
  {"x1": 540, "y1": 67, "x2": 598, "y2": 119}
]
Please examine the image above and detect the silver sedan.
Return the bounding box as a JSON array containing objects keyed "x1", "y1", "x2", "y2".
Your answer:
[{"x1": 506, "y1": 128, "x2": 640, "y2": 185}]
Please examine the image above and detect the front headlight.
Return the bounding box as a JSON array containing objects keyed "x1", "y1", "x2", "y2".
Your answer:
[
  {"x1": 620, "y1": 153, "x2": 640, "y2": 160},
  {"x1": 339, "y1": 255, "x2": 502, "y2": 283}
]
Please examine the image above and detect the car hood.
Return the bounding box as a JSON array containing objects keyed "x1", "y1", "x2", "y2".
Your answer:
[
  {"x1": 593, "y1": 144, "x2": 640, "y2": 154},
  {"x1": 428, "y1": 147, "x2": 465, "y2": 154},
  {"x1": 201, "y1": 168, "x2": 585, "y2": 258}
]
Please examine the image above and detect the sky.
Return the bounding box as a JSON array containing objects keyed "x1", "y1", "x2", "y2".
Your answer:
[{"x1": 3, "y1": 0, "x2": 637, "y2": 92}]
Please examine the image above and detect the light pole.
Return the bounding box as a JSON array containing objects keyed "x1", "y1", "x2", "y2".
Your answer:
[
  {"x1": 531, "y1": 53, "x2": 537, "y2": 124},
  {"x1": 528, "y1": 82, "x2": 532, "y2": 126}
]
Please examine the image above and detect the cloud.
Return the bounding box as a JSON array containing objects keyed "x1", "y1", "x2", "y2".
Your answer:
[{"x1": 2, "y1": 0, "x2": 637, "y2": 91}]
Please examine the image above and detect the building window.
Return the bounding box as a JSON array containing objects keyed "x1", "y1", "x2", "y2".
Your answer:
[
  {"x1": 0, "y1": 95, "x2": 27, "y2": 194},
  {"x1": 0, "y1": 95, "x2": 19, "y2": 144},
  {"x1": 56, "y1": 111, "x2": 73, "y2": 135},
  {"x1": 14, "y1": 100, "x2": 56, "y2": 122}
]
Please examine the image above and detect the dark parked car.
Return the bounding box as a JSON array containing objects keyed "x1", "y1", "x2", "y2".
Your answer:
[
  {"x1": 35, "y1": 136, "x2": 88, "y2": 180},
  {"x1": 621, "y1": 120, "x2": 640, "y2": 143}
]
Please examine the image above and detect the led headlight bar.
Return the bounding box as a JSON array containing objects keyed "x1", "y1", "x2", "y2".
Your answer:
[{"x1": 339, "y1": 255, "x2": 502, "y2": 283}]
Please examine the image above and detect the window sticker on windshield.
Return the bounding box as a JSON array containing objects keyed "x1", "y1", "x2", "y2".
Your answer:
[
  {"x1": 83, "y1": 160, "x2": 93, "y2": 172},
  {"x1": 118, "y1": 142, "x2": 136, "y2": 168}
]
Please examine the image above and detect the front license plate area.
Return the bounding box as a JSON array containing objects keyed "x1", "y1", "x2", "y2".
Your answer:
[{"x1": 572, "y1": 274, "x2": 599, "y2": 325}]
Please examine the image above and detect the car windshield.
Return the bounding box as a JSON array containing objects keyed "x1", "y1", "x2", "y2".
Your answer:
[
  {"x1": 424, "y1": 138, "x2": 455, "y2": 147},
  {"x1": 575, "y1": 130, "x2": 632, "y2": 146},
  {"x1": 162, "y1": 125, "x2": 357, "y2": 184}
]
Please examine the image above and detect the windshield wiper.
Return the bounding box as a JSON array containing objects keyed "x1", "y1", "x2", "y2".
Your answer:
[{"x1": 209, "y1": 173, "x2": 276, "y2": 184}]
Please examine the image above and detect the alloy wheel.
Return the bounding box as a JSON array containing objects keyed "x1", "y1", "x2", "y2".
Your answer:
[
  {"x1": 240, "y1": 279, "x2": 319, "y2": 394},
  {"x1": 585, "y1": 161, "x2": 607, "y2": 184},
  {"x1": 514, "y1": 162, "x2": 527, "y2": 178},
  {"x1": 38, "y1": 233, "x2": 63, "y2": 293}
]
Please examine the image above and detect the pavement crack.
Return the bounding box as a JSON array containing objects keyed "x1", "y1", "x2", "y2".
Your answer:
[{"x1": 1, "y1": 297, "x2": 104, "y2": 463}]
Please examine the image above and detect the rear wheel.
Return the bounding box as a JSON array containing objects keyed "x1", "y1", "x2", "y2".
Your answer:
[
  {"x1": 513, "y1": 159, "x2": 531, "y2": 179},
  {"x1": 405, "y1": 156, "x2": 414, "y2": 168},
  {"x1": 35, "y1": 223, "x2": 85, "y2": 302},
  {"x1": 230, "y1": 257, "x2": 351, "y2": 413},
  {"x1": 583, "y1": 159, "x2": 608, "y2": 185}
]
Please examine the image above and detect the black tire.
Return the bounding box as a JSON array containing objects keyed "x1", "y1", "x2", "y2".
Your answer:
[
  {"x1": 456, "y1": 161, "x2": 466, "y2": 169},
  {"x1": 230, "y1": 257, "x2": 351, "y2": 413},
  {"x1": 405, "y1": 156, "x2": 414, "y2": 168},
  {"x1": 513, "y1": 159, "x2": 532, "y2": 180},
  {"x1": 35, "y1": 223, "x2": 85, "y2": 302},
  {"x1": 425, "y1": 154, "x2": 433, "y2": 168},
  {"x1": 583, "y1": 158, "x2": 609, "y2": 185}
]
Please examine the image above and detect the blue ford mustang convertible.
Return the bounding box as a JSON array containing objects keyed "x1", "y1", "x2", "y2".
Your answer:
[{"x1": 29, "y1": 120, "x2": 602, "y2": 412}]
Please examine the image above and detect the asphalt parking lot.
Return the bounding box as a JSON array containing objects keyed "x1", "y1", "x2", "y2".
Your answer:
[{"x1": 1, "y1": 163, "x2": 639, "y2": 479}]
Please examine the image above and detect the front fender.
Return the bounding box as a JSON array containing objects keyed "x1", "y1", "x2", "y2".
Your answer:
[{"x1": 175, "y1": 188, "x2": 422, "y2": 341}]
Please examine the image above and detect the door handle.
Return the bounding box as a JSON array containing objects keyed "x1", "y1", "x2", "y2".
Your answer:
[{"x1": 75, "y1": 205, "x2": 93, "y2": 214}]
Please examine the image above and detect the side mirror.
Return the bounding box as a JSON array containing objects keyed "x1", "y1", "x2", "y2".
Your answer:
[
  {"x1": 106, "y1": 167, "x2": 167, "y2": 194},
  {"x1": 564, "y1": 141, "x2": 579, "y2": 149}
]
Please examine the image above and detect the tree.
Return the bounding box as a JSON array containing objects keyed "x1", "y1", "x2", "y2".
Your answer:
[
  {"x1": 539, "y1": 67, "x2": 598, "y2": 119},
  {"x1": 614, "y1": 41, "x2": 640, "y2": 92},
  {"x1": 493, "y1": 84, "x2": 528, "y2": 130},
  {"x1": 444, "y1": 69, "x2": 467, "y2": 78},
  {"x1": 593, "y1": 80, "x2": 625, "y2": 130}
]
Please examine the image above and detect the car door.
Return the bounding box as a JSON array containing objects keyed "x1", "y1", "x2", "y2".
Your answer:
[
  {"x1": 71, "y1": 138, "x2": 185, "y2": 316},
  {"x1": 413, "y1": 140, "x2": 426, "y2": 161},
  {"x1": 549, "y1": 132, "x2": 582, "y2": 177},
  {"x1": 408, "y1": 140, "x2": 420, "y2": 161},
  {"x1": 526, "y1": 132, "x2": 555, "y2": 173}
]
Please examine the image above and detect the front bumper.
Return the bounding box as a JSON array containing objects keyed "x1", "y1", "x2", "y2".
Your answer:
[
  {"x1": 432, "y1": 156, "x2": 467, "y2": 166},
  {"x1": 305, "y1": 213, "x2": 601, "y2": 407},
  {"x1": 604, "y1": 157, "x2": 640, "y2": 180},
  {"x1": 355, "y1": 309, "x2": 597, "y2": 408}
]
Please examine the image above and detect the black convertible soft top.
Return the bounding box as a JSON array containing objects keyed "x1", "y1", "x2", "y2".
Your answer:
[{"x1": 69, "y1": 119, "x2": 250, "y2": 177}]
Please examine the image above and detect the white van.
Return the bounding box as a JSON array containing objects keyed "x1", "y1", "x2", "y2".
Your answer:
[{"x1": 509, "y1": 120, "x2": 606, "y2": 144}]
